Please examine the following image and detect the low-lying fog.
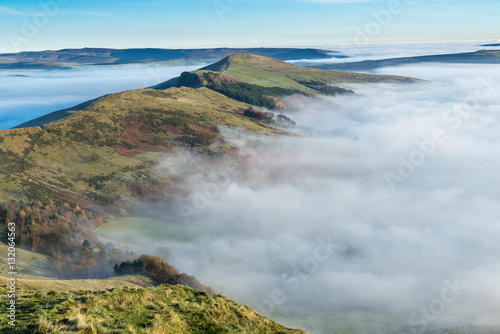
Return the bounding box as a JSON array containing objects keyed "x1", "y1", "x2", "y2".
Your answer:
[
  {"x1": 0, "y1": 63, "x2": 201, "y2": 129},
  {"x1": 97, "y1": 63, "x2": 500, "y2": 334},
  {"x1": 290, "y1": 40, "x2": 500, "y2": 64}
]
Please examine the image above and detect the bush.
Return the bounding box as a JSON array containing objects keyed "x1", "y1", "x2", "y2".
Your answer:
[
  {"x1": 114, "y1": 255, "x2": 214, "y2": 293},
  {"x1": 205, "y1": 74, "x2": 306, "y2": 109},
  {"x1": 243, "y1": 107, "x2": 275, "y2": 123}
]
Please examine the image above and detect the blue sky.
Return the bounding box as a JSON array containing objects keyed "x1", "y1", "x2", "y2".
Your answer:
[{"x1": 0, "y1": 0, "x2": 499, "y2": 52}]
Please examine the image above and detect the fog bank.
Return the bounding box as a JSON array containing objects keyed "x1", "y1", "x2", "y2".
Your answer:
[
  {"x1": 98, "y1": 63, "x2": 500, "y2": 334},
  {"x1": 0, "y1": 63, "x2": 201, "y2": 129}
]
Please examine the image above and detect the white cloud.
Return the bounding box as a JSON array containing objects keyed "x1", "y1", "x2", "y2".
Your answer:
[
  {"x1": 64, "y1": 10, "x2": 112, "y2": 17},
  {"x1": 305, "y1": 0, "x2": 372, "y2": 2},
  {"x1": 0, "y1": 6, "x2": 30, "y2": 15},
  {"x1": 0, "y1": 63, "x2": 201, "y2": 129},
  {"x1": 98, "y1": 63, "x2": 500, "y2": 333}
]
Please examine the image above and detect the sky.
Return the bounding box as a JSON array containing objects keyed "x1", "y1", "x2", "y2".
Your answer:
[{"x1": 0, "y1": 0, "x2": 499, "y2": 53}]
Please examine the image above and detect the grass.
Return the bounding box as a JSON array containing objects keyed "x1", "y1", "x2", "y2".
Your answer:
[
  {"x1": 223, "y1": 53, "x2": 422, "y2": 84},
  {"x1": 0, "y1": 281, "x2": 307, "y2": 333},
  {"x1": 0, "y1": 52, "x2": 420, "y2": 212},
  {"x1": 223, "y1": 64, "x2": 316, "y2": 93},
  {"x1": 0, "y1": 274, "x2": 155, "y2": 292},
  {"x1": 0, "y1": 243, "x2": 52, "y2": 279}
]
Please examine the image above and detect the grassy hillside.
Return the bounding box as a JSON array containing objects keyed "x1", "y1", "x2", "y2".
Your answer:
[
  {"x1": 1, "y1": 274, "x2": 156, "y2": 291},
  {"x1": 2, "y1": 53, "x2": 399, "y2": 209},
  {"x1": 217, "y1": 53, "x2": 421, "y2": 84},
  {"x1": 0, "y1": 86, "x2": 281, "y2": 203},
  {"x1": 0, "y1": 280, "x2": 306, "y2": 334},
  {"x1": 0, "y1": 81, "x2": 289, "y2": 287},
  {"x1": 0, "y1": 54, "x2": 424, "y2": 280},
  {"x1": 0, "y1": 54, "x2": 426, "y2": 334}
]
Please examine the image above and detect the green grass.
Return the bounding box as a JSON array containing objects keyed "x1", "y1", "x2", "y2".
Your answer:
[
  {"x1": 223, "y1": 53, "x2": 422, "y2": 84},
  {"x1": 1, "y1": 274, "x2": 156, "y2": 292},
  {"x1": 223, "y1": 64, "x2": 316, "y2": 93},
  {"x1": 0, "y1": 282, "x2": 306, "y2": 334}
]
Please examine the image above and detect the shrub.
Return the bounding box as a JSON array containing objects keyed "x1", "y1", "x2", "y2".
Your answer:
[{"x1": 243, "y1": 107, "x2": 275, "y2": 123}]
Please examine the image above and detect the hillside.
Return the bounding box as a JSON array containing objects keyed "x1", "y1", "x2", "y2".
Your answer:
[
  {"x1": 0, "y1": 47, "x2": 339, "y2": 69},
  {"x1": 16, "y1": 53, "x2": 421, "y2": 129},
  {"x1": 3, "y1": 86, "x2": 279, "y2": 202},
  {"x1": 0, "y1": 54, "x2": 424, "y2": 279},
  {"x1": 0, "y1": 54, "x2": 424, "y2": 334},
  {"x1": 0, "y1": 82, "x2": 287, "y2": 290},
  {"x1": 0, "y1": 278, "x2": 306, "y2": 334}
]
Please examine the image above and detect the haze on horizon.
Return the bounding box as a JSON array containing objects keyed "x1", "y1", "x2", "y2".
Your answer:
[{"x1": 1, "y1": 0, "x2": 499, "y2": 53}]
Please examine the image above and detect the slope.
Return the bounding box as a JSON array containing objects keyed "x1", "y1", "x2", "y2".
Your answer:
[
  {"x1": 1, "y1": 86, "x2": 281, "y2": 204},
  {"x1": 206, "y1": 53, "x2": 422, "y2": 84},
  {"x1": 0, "y1": 282, "x2": 306, "y2": 334}
]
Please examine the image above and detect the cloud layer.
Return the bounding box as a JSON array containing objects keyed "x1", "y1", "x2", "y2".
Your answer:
[
  {"x1": 97, "y1": 63, "x2": 500, "y2": 334},
  {"x1": 0, "y1": 63, "x2": 201, "y2": 129}
]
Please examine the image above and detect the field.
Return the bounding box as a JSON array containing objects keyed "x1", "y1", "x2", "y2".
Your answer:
[{"x1": 0, "y1": 278, "x2": 306, "y2": 334}]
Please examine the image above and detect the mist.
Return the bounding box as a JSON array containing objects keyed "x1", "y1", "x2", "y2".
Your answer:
[
  {"x1": 0, "y1": 63, "x2": 201, "y2": 129},
  {"x1": 290, "y1": 40, "x2": 500, "y2": 64},
  {"x1": 97, "y1": 63, "x2": 500, "y2": 333}
]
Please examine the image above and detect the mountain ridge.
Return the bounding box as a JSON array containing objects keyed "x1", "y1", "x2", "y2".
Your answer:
[
  {"x1": 0, "y1": 47, "x2": 341, "y2": 69},
  {"x1": 15, "y1": 53, "x2": 422, "y2": 129}
]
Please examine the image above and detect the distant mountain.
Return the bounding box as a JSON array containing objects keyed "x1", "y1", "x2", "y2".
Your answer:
[
  {"x1": 480, "y1": 43, "x2": 500, "y2": 47},
  {"x1": 304, "y1": 50, "x2": 500, "y2": 71},
  {"x1": 0, "y1": 47, "x2": 344, "y2": 69}
]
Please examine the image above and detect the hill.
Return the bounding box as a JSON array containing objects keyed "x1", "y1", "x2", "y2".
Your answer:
[
  {"x1": 154, "y1": 53, "x2": 422, "y2": 91},
  {"x1": 0, "y1": 47, "x2": 340, "y2": 69},
  {"x1": 1, "y1": 56, "x2": 423, "y2": 267},
  {"x1": 16, "y1": 54, "x2": 421, "y2": 129},
  {"x1": 0, "y1": 278, "x2": 306, "y2": 334},
  {"x1": 304, "y1": 50, "x2": 500, "y2": 71},
  {"x1": 0, "y1": 53, "x2": 424, "y2": 333}
]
